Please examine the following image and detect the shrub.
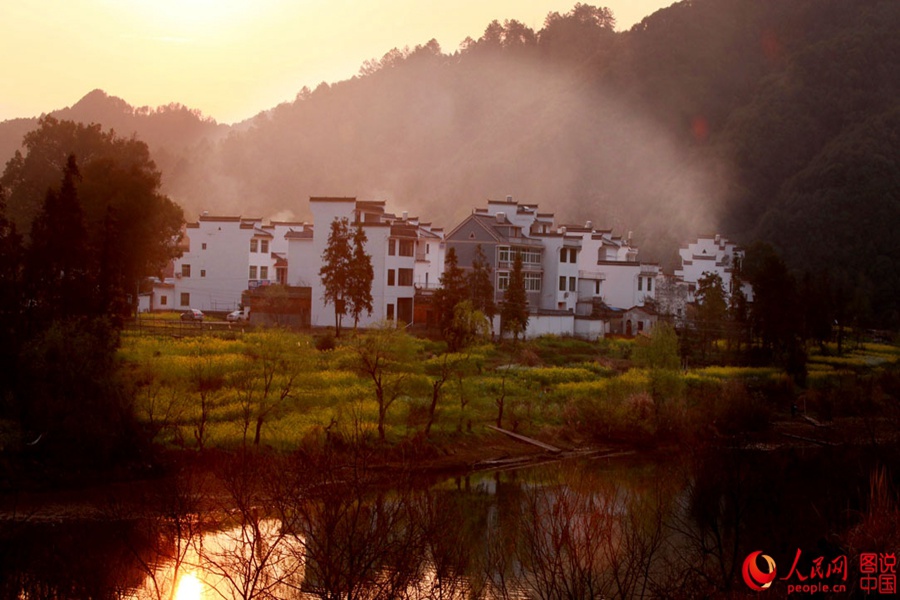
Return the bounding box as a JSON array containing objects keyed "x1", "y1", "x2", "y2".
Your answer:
[{"x1": 315, "y1": 333, "x2": 337, "y2": 351}]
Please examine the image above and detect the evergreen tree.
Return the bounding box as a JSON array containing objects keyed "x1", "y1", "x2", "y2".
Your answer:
[
  {"x1": 347, "y1": 224, "x2": 374, "y2": 329},
  {"x1": 2, "y1": 118, "x2": 184, "y2": 318},
  {"x1": 319, "y1": 217, "x2": 353, "y2": 336},
  {"x1": 435, "y1": 247, "x2": 469, "y2": 348},
  {"x1": 468, "y1": 244, "x2": 496, "y2": 323},
  {"x1": 26, "y1": 155, "x2": 91, "y2": 319},
  {"x1": 693, "y1": 271, "x2": 727, "y2": 360},
  {"x1": 500, "y1": 251, "x2": 529, "y2": 341}
]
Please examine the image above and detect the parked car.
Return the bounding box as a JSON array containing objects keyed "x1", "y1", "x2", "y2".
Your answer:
[
  {"x1": 180, "y1": 308, "x2": 204, "y2": 321},
  {"x1": 226, "y1": 309, "x2": 248, "y2": 322}
]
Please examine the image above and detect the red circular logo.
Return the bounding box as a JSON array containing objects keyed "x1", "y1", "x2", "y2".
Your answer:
[{"x1": 743, "y1": 551, "x2": 777, "y2": 591}]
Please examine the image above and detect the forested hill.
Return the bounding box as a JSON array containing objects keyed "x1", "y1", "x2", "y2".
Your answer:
[{"x1": 1, "y1": 0, "x2": 897, "y2": 325}]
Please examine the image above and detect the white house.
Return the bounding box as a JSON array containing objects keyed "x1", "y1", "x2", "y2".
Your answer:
[
  {"x1": 285, "y1": 197, "x2": 445, "y2": 328},
  {"x1": 445, "y1": 197, "x2": 661, "y2": 339},
  {"x1": 151, "y1": 214, "x2": 308, "y2": 313},
  {"x1": 675, "y1": 234, "x2": 753, "y2": 302}
]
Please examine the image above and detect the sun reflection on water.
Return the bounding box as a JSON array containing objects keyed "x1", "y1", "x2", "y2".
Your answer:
[{"x1": 174, "y1": 572, "x2": 203, "y2": 600}]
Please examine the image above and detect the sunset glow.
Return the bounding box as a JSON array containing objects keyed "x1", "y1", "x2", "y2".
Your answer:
[{"x1": 1, "y1": 0, "x2": 672, "y2": 123}]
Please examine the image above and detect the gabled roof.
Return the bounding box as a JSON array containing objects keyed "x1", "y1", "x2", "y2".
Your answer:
[{"x1": 446, "y1": 213, "x2": 508, "y2": 243}]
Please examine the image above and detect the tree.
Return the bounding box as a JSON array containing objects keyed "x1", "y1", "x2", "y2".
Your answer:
[
  {"x1": 468, "y1": 244, "x2": 496, "y2": 325},
  {"x1": 500, "y1": 251, "x2": 529, "y2": 342},
  {"x1": 2, "y1": 118, "x2": 184, "y2": 317},
  {"x1": 347, "y1": 224, "x2": 373, "y2": 329},
  {"x1": 346, "y1": 323, "x2": 421, "y2": 442},
  {"x1": 693, "y1": 272, "x2": 727, "y2": 359},
  {"x1": 434, "y1": 247, "x2": 469, "y2": 349},
  {"x1": 236, "y1": 332, "x2": 310, "y2": 447},
  {"x1": 319, "y1": 217, "x2": 353, "y2": 336},
  {"x1": 632, "y1": 321, "x2": 680, "y2": 371},
  {"x1": 25, "y1": 155, "x2": 91, "y2": 319}
]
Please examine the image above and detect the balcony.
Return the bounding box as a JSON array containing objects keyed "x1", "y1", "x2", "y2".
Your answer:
[{"x1": 578, "y1": 270, "x2": 606, "y2": 281}]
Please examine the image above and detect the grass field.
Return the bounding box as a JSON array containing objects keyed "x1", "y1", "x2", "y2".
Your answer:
[{"x1": 119, "y1": 325, "x2": 899, "y2": 451}]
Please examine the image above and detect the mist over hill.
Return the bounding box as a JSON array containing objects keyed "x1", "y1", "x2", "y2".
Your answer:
[{"x1": 1, "y1": 0, "x2": 897, "y2": 323}]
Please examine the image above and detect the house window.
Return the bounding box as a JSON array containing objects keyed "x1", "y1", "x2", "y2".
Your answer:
[
  {"x1": 426, "y1": 243, "x2": 430, "y2": 255},
  {"x1": 200, "y1": 269, "x2": 206, "y2": 278},
  {"x1": 498, "y1": 246, "x2": 510, "y2": 263},
  {"x1": 250, "y1": 239, "x2": 258, "y2": 252},
  {"x1": 387, "y1": 269, "x2": 395, "y2": 286},
  {"x1": 160, "y1": 296, "x2": 167, "y2": 306},
  {"x1": 399, "y1": 240, "x2": 414, "y2": 257},
  {"x1": 559, "y1": 276, "x2": 566, "y2": 292},
  {"x1": 249, "y1": 265, "x2": 258, "y2": 279},
  {"x1": 260, "y1": 239, "x2": 269, "y2": 253},
  {"x1": 569, "y1": 276, "x2": 576, "y2": 292},
  {"x1": 260, "y1": 266, "x2": 268, "y2": 280},
  {"x1": 521, "y1": 249, "x2": 541, "y2": 265},
  {"x1": 202, "y1": 243, "x2": 207, "y2": 250},
  {"x1": 180, "y1": 293, "x2": 190, "y2": 307},
  {"x1": 570, "y1": 248, "x2": 578, "y2": 263},
  {"x1": 525, "y1": 273, "x2": 542, "y2": 292},
  {"x1": 388, "y1": 239, "x2": 396, "y2": 256},
  {"x1": 638, "y1": 277, "x2": 643, "y2": 291},
  {"x1": 498, "y1": 272, "x2": 509, "y2": 291},
  {"x1": 647, "y1": 277, "x2": 653, "y2": 292},
  {"x1": 398, "y1": 268, "x2": 413, "y2": 286},
  {"x1": 560, "y1": 248, "x2": 568, "y2": 263},
  {"x1": 181, "y1": 264, "x2": 191, "y2": 277},
  {"x1": 387, "y1": 303, "x2": 395, "y2": 320},
  {"x1": 425, "y1": 272, "x2": 429, "y2": 286},
  {"x1": 595, "y1": 281, "x2": 601, "y2": 295}
]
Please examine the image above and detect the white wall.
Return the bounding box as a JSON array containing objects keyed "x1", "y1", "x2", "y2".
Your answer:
[
  {"x1": 524, "y1": 313, "x2": 575, "y2": 339},
  {"x1": 574, "y1": 317, "x2": 605, "y2": 340},
  {"x1": 171, "y1": 218, "x2": 254, "y2": 312}
]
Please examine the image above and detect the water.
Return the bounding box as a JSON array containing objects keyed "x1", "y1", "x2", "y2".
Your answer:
[{"x1": 1, "y1": 443, "x2": 895, "y2": 599}]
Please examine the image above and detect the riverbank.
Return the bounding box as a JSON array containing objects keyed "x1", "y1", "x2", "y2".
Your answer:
[{"x1": 4, "y1": 411, "x2": 899, "y2": 524}]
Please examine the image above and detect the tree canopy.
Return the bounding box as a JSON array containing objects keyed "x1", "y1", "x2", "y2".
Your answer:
[
  {"x1": 1, "y1": 117, "x2": 184, "y2": 317},
  {"x1": 319, "y1": 218, "x2": 373, "y2": 335}
]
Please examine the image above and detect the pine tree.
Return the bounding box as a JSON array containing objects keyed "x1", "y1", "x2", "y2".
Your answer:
[
  {"x1": 347, "y1": 224, "x2": 374, "y2": 329},
  {"x1": 26, "y1": 155, "x2": 92, "y2": 319},
  {"x1": 468, "y1": 244, "x2": 495, "y2": 322},
  {"x1": 435, "y1": 247, "x2": 469, "y2": 348},
  {"x1": 319, "y1": 217, "x2": 353, "y2": 336},
  {"x1": 501, "y1": 251, "x2": 529, "y2": 341}
]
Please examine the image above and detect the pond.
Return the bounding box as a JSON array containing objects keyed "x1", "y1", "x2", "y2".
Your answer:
[{"x1": 1, "y1": 442, "x2": 895, "y2": 598}]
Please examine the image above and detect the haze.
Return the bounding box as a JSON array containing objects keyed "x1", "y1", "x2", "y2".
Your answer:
[{"x1": 1, "y1": 1, "x2": 672, "y2": 124}]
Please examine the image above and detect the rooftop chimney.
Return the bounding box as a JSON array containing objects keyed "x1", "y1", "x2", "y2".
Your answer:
[
  {"x1": 496, "y1": 212, "x2": 506, "y2": 223},
  {"x1": 506, "y1": 195, "x2": 513, "y2": 203},
  {"x1": 402, "y1": 211, "x2": 408, "y2": 220},
  {"x1": 585, "y1": 220, "x2": 592, "y2": 229}
]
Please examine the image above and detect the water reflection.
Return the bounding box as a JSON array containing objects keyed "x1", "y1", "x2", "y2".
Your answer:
[{"x1": 2, "y1": 445, "x2": 897, "y2": 599}]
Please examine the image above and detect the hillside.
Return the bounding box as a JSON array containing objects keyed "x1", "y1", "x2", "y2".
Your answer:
[{"x1": 1, "y1": 0, "x2": 897, "y2": 325}]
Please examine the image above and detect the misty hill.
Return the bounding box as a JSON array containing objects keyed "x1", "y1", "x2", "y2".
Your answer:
[{"x1": 1, "y1": 0, "x2": 897, "y2": 325}]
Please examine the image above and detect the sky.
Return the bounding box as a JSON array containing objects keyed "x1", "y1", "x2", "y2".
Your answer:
[{"x1": 1, "y1": 0, "x2": 674, "y2": 125}]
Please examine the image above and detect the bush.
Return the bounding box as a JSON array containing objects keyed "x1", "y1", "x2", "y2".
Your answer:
[{"x1": 315, "y1": 333, "x2": 337, "y2": 351}]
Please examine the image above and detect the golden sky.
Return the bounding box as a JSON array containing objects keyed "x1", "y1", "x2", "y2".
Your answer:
[{"x1": 1, "y1": 0, "x2": 673, "y2": 124}]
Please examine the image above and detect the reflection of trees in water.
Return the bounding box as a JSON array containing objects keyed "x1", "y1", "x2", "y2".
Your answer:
[{"x1": 3, "y1": 446, "x2": 897, "y2": 598}]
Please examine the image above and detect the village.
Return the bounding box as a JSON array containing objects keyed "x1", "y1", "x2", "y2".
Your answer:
[{"x1": 146, "y1": 195, "x2": 754, "y2": 338}]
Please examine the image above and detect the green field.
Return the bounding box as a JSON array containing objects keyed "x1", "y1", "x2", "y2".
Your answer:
[{"x1": 119, "y1": 325, "x2": 900, "y2": 451}]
